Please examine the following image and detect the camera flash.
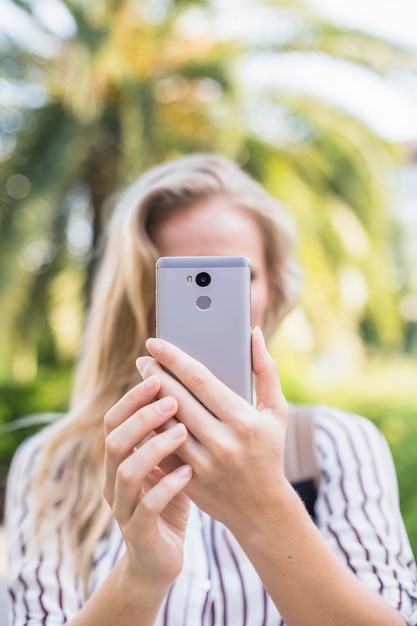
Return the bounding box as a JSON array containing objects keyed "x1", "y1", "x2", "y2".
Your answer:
[{"x1": 187, "y1": 275, "x2": 192, "y2": 284}]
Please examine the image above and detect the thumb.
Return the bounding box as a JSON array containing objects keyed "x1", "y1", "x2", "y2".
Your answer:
[{"x1": 251, "y1": 326, "x2": 287, "y2": 416}]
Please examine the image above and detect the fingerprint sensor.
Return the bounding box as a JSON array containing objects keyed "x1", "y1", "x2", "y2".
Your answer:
[{"x1": 196, "y1": 295, "x2": 211, "y2": 310}]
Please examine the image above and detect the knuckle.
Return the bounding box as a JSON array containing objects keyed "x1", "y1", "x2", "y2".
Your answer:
[
  {"x1": 103, "y1": 409, "x2": 116, "y2": 435},
  {"x1": 116, "y1": 462, "x2": 136, "y2": 488},
  {"x1": 188, "y1": 367, "x2": 210, "y2": 391},
  {"x1": 138, "y1": 493, "x2": 158, "y2": 517},
  {"x1": 105, "y1": 431, "x2": 121, "y2": 458},
  {"x1": 216, "y1": 438, "x2": 239, "y2": 463},
  {"x1": 236, "y1": 418, "x2": 257, "y2": 441},
  {"x1": 266, "y1": 353, "x2": 278, "y2": 373}
]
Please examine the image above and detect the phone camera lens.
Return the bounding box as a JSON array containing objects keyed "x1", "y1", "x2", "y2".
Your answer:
[{"x1": 195, "y1": 272, "x2": 211, "y2": 287}]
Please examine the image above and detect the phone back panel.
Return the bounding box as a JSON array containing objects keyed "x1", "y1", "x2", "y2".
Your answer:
[{"x1": 156, "y1": 256, "x2": 252, "y2": 402}]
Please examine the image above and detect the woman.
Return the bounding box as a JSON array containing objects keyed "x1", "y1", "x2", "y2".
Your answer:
[{"x1": 6, "y1": 153, "x2": 417, "y2": 625}]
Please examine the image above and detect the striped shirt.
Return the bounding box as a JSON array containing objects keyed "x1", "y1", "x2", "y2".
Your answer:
[{"x1": 6, "y1": 406, "x2": 417, "y2": 625}]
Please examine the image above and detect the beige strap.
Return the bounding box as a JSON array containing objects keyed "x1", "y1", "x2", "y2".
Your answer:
[{"x1": 284, "y1": 404, "x2": 321, "y2": 488}]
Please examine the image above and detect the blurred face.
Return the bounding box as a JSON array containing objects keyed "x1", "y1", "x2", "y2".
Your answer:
[{"x1": 152, "y1": 196, "x2": 271, "y2": 329}]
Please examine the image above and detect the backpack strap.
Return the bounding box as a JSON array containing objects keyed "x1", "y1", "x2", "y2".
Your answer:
[{"x1": 284, "y1": 404, "x2": 321, "y2": 518}]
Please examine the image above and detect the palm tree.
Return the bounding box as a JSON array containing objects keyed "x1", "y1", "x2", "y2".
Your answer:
[{"x1": 0, "y1": 0, "x2": 416, "y2": 381}]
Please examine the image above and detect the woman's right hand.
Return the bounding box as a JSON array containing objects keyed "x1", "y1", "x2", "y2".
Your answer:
[{"x1": 103, "y1": 374, "x2": 192, "y2": 587}]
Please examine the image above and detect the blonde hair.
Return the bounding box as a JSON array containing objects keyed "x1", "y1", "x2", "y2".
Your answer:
[{"x1": 23, "y1": 153, "x2": 300, "y2": 595}]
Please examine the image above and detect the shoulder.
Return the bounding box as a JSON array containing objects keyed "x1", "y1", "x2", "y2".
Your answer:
[
  {"x1": 8, "y1": 427, "x2": 50, "y2": 477},
  {"x1": 310, "y1": 404, "x2": 388, "y2": 459},
  {"x1": 289, "y1": 403, "x2": 389, "y2": 469},
  {"x1": 307, "y1": 404, "x2": 399, "y2": 502},
  {"x1": 5, "y1": 426, "x2": 53, "y2": 521}
]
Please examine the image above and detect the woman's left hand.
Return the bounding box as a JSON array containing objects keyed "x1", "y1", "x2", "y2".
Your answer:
[
  {"x1": 137, "y1": 328, "x2": 409, "y2": 626},
  {"x1": 136, "y1": 326, "x2": 288, "y2": 533}
]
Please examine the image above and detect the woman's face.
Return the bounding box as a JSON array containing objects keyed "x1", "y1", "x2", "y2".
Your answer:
[{"x1": 152, "y1": 196, "x2": 271, "y2": 329}]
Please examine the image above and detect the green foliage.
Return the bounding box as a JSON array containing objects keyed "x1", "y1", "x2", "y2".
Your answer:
[
  {"x1": 277, "y1": 352, "x2": 417, "y2": 556},
  {"x1": 2, "y1": 0, "x2": 416, "y2": 375},
  {"x1": 0, "y1": 365, "x2": 72, "y2": 520}
]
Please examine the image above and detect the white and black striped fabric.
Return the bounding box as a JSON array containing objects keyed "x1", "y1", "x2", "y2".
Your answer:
[{"x1": 6, "y1": 406, "x2": 417, "y2": 625}]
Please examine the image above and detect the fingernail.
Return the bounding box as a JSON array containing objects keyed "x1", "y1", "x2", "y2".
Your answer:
[
  {"x1": 252, "y1": 325, "x2": 265, "y2": 344},
  {"x1": 176, "y1": 464, "x2": 192, "y2": 479},
  {"x1": 142, "y1": 375, "x2": 157, "y2": 390},
  {"x1": 136, "y1": 356, "x2": 150, "y2": 375},
  {"x1": 158, "y1": 396, "x2": 177, "y2": 413},
  {"x1": 146, "y1": 338, "x2": 163, "y2": 356},
  {"x1": 167, "y1": 422, "x2": 186, "y2": 438}
]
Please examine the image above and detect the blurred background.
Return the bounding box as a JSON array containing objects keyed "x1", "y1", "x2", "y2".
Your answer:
[{"x1": 0, "y1": 0, "x2": 416, "y2": 561}]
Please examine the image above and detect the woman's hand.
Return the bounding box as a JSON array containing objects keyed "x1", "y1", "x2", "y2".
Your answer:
[
  {"x1": 103, "y1": 375, "x2": 193, "y2": 587},
  {"x1": 134, "y1": 332, "x2": 408, "y2": 626},
  {"x1": 136, "y1": 326, "x2": 288, "y2": 534}
]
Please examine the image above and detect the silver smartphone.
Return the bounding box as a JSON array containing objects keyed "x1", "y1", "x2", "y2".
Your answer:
[{"x1": 155, "y1": 256, "x2": 252, "y2": 403}]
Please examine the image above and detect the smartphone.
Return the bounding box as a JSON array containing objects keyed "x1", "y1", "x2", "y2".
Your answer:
[{"x1": 155, "y1": 256, "x2": 252, "y2": 403}]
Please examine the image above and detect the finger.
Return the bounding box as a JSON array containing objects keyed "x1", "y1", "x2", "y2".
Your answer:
[
  {"x1": 113, "y1": 423, "x2": 189, "y2": 525},
  {"x1": 137, "y1": 354, "x2": 204, "y2": 423},
  {"x1": 137, "y1": 354, "x2": 223, "y2": 464},
  {"x1": 103, "y1": 375, "x2": 161, "y2": 436},
  {"x1": 144, "y1": 338, "x2": 250, "y2": 424},
  {"x1": 104, "y1": 395, "x2": 178, "y2": 505},
  {"x1": 133, "y1": 464, "x2": 192, "y2": 533},
  {"x1": 137, "y1": 356, "x2": 211, "y2": 471},
  {"x1": 251, "y1": 326, "x2": 286, "y2": 415}
]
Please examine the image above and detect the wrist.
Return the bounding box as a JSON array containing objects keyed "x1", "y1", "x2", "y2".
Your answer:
[
  {"x1": 230, "y1": 478, "x2": 304, "y2": 553},
  {"x1": 76, "y1": 553, "x2": 173, "y2": 625},
  {"x1": 119, "y1": 553, "x2": 173, "y2": 606}
]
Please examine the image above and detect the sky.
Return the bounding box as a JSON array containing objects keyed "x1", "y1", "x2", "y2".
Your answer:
[
  {"x1": 309, "y1": 0, "x2": 416, "y2": 49},
  {"x1": 306, "y1": 0, "x2": 417, "y2": 142}
]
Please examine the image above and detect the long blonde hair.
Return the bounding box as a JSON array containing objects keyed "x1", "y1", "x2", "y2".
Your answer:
[{"x1": 24, "y1": 153, "x2": 300, "y2": 595}]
